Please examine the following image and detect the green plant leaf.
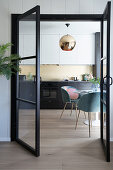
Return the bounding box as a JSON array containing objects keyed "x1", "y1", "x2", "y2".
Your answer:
[{"x1": 0, "y1": 43, "x2": 21, "y2": 80}]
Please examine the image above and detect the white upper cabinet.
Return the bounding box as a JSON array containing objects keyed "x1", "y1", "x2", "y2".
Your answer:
[
  {"x1": 41, "y1": 34, "x2": 60, "y2": 64},
  {"x1": 23, "y1": 35, "x2": 36, "y2": 57},
  {"x1": 40, "y1": 34, "x2": 95, "y2": 65},
  {"x1": 60, "y1": 34, "x2": 95, "y2": 65},
  {"x1": 40, "y1": 21, "x2": 99, "y2": 65},
  {"x1": 19, "y1": 35, "x2": 24, "y2": 58},
  {"x1": 40, "y1": 34, "x2": 42, "y2": 64}
]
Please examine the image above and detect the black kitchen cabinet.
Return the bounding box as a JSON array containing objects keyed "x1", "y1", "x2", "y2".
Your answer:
[
  {"x1": 40, "y1": 81, "x2": 93, "y2": 109},
  {"x1": 40, "y1": 82, "x2": 61, "y2": 109},
  {"x1": 19, "y1": 80, "x2": 93, "y2": 109}
]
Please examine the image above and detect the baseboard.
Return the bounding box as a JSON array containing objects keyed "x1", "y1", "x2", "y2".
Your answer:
[{"x1": 0, "y1": 137, "x2": 11, "y2": 142}]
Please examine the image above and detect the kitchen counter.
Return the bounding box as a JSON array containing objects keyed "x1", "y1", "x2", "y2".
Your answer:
[
  {"x1": 41, "y1": 81, "x2": 93, "y2": 91},
  {"x1": 41, "y1": 80, "x2": 91, "y2": 83},
  {"x1": 19, "y1": 80, "x2": 94, "y2": 109},
  {"x1": 40, "y1": 81, "x2": 94, "y2": 109}
]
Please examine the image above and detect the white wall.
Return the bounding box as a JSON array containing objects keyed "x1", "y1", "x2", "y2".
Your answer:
[
  {"x1": 0, "y1": 0, "x2": 113, "y2": 141},
  {"x1": 0, "y1": 77, "x2": 10, "y2": 141}
]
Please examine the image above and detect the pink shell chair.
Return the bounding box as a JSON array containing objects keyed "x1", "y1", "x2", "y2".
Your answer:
[{"x1": 60, "y1": 86, "x2": 80, "y2": 119}]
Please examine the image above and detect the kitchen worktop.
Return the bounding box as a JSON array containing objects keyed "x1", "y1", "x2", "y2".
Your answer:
[
  {"x1": 19, "y1": 79, "x2": 94, "y2": 109},
  {"x1": 41, "y1": 80, "x2": 91, "y2": 83}
]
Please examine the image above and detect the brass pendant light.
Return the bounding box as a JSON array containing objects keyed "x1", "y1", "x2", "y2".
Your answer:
[{"x1": 59, "y1": 23, "x2": 76, "y2": 51}]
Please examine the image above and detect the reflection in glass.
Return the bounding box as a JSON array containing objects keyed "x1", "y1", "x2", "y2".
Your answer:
[
  {"x1": 103, "y1": 103, "x2": 106, "y2": 145},
  {"x1": 103, "y1": 20, "x2": 107, "y2": 98},
  {"x1": 103, "y1": 21, "x2": 107, "y2": 59},
  {"x1": 18, "y1": 101, "x2": 35, "y2": 149},
  {"x1": 102, "y1": 20, "x2": 107, "y2": 147},
  {"x1": 18, "y1": 58, "x2": 36, "y2": 102},
  {"x1": 103, "y1": 58, "x2": 107, "y2": 91}
]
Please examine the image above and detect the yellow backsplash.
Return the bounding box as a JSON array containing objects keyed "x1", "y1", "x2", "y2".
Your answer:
[{"x1": 20, "y1": 64, "x2": 94, "y2": 81}]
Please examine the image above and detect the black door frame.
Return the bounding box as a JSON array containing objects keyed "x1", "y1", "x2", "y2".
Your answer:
[
  {"x1": 11, "y1": 2, "x2": 111, "y2": 159},
  {"x1": 11, "y1": 13, "x2": 102, "y2": 141}
]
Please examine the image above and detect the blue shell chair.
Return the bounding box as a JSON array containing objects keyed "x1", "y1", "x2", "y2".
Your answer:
[
  {"x1": 60, "y1": 86, "x2": 85, "y2": 121},
  {"x1": 77, "y1": 92, "x2": 106, "y2": 137}
]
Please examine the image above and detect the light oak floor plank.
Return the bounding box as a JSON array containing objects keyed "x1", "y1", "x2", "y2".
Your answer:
[{"x1": 0, "y1": 109, "x2": 113, "y2": 170}]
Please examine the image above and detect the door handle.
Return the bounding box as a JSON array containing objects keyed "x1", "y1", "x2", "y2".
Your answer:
[
  {"x1": 109, "y1": 76, "x2": 113, "y2": 85},
  {"x1": 103, "y1": 76, "x2": 107, "y2": 85},
  {"x1": 103, "y1": 76, "x2": 113, "y2": 86}
]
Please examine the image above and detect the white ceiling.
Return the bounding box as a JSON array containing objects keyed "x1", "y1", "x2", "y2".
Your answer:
[{"x1": 40, "y1": 21, "x2": 100, "y2": 34}]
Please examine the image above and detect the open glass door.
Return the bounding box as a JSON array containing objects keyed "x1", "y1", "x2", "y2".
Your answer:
[
  {"x1": 100, "y1": 1, "x2": 112, "y2": 162},
  {"x1": 16, "y1": 6, "x2": 40, "y2": 156}
]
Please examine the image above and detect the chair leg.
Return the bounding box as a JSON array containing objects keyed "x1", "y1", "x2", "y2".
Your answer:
[
  {"x1": 75, "y1": 110, "x2": 80, "y2": 130},
  {"x1": 88, "y1": 112, "x2": 91, "y2": 137},
  {"x1": 91, "y1": 113, "x2": 92, "y2": 128},
  {"x1": 60, "y1": 102, "x2": 67, "y2": 119},
  {"x1": 75, "y1": 103, "x2": 78, "y2": 119},
  {"x1": 70, "y1": 103, "x2": 74, "y2": 116},
  {"x1": 84, "y1": 112, "x2": 86, "y2": 119}
]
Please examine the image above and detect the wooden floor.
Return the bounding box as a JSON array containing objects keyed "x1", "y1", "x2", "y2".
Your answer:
[{"x1": 0, "y1": 109, "x2": 113, "y2": 170}]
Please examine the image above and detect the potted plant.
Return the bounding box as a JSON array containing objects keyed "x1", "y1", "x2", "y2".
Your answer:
[
  {"x1": 0, "y1": 43, "x2": 20, "y2": 80},
  {"x1": 82, "y1": 73, "x2": 90, "y2": 81},
  {"x1": 89, "y1": 77, "x2": 100, "y2": 91}
]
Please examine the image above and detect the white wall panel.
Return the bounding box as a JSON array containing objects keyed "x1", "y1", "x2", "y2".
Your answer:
[
  {"x1": 0, "y1": 0, "x2": 9, "y2": 43},
  {"x1": 36, "y1": 0, "x2": 51, "y2": 14},
  {"x1": 0, "y1": 76, "x2": 10, "y2": 141},
  {"x1": 93, "y1": 0, "x2": 108, "y2": 14},
  {"x1": 0, "y1": 0, "x2": 10, "y2": 141},
  {"x1": 22, "y1": 0, "x2": 37, "y2": 12},
  {"x1": 8, "y1": 0, "x2": 23, "y2": 13},
  {"x1": 65, "y1": 0, "x2": 80, "y2": 14},
  {"x1": 51, "y1": 0, "x2": 65, "y2": 14},
  {"x1": 79, "y1": 0, "x2": 93, "y2": 14}
]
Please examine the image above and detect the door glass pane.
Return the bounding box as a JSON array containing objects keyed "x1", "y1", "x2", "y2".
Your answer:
[
  {"x1": 103, "y1": 21, "x2": 107, "y2": 59},
  {"x1": 19, "y1": 13, "x2": 36, "y2": 58},
  {"x1": 18, "y1": 100, "x2": 35, "y2": 149},
  {"x1": 103, "y1": 20, "x2": 107, "y2": 92},
  {"x1": 103, "y1": 58, "x2": 107, "y2": 91},
  {"x1": 102, "y1": 20, "x2": 107, "y2": 148},
  {"x1": 18, "y1": 58, "x2": 36, "y2": 102},
  {"x1": 101, "y1": 2, "x2": 111, "y2": 162}
]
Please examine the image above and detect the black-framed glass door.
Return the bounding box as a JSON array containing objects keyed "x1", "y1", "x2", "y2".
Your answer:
[
  {"x1": 16, "y1": 6, "x2": 40, "y2": 156},
  {"x1": 100, "y1": 1, "x2": 112, "y2": 162}
]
